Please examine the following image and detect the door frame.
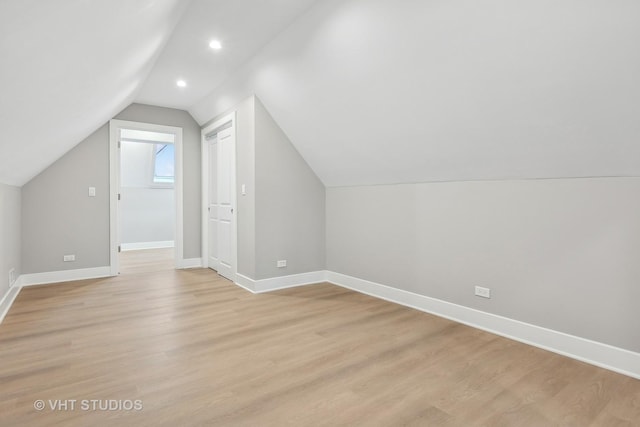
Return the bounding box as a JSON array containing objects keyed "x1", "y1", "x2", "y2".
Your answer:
[
  {"x1": 109, "y1": 119, "x2": 184, "y2": 276},
  {"x1": 201, "y1": 112, "x2": 237, "y2": 280}
]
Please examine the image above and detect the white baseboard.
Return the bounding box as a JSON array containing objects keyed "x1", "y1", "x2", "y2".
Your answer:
[
  {"x1": 325, "y1": 271, "x2": 640, "y2": 380},
  {"x1": 20, "y1": 266, "x2": 112, "y2": 287},
  {"x1": 254, "y1": 271, "x2": 326, "y2": 293},
  {"x1": 234, "y1": 274, "x2": 256, "y2": 293},
  {"x1": 121, "y1": 241, "x2": 174, "y2": 251},
  {"x1": 234, "y1": 271, "x2": 325, "y2": 294},
  {"x1": 0, "y1": 285, "x2": 21, "y2": 324},
  {"x1": 8, "y1": 264, "x2": 639, "y2": 379},
  {"x1": 176, "y1": 258, "x2": 202, "y2": 269}
]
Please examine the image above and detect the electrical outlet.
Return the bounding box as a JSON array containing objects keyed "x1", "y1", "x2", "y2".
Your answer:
[
  {"x1": 63, "y1": 254, "x2": 76, "y2": 262},
  {"x1": 277, "y1": 260, "x2": 287, "y2": 268},
  {"x1": 475, "y1": 286, "x2": 491, "y2": 299}
]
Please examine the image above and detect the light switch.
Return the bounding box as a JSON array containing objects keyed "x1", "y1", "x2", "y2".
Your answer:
[
  {"x1": 241, "y1": 184, "x2": 246, "y2": 196},
  {"x1": 88, "y1": 187, "x2": 96, "y2": 197}
]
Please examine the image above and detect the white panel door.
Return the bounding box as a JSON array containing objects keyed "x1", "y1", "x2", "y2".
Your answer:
[{"x1": 208, "y1": 127, "x2": 235, "y2": 280}]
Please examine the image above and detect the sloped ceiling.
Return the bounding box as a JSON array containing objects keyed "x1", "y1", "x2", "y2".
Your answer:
[
  {"x1": 2, "y1": 0, "x2": 639, "y2": 188},
  {"x1": 136, "y1": 0, "x2": 320, "y2": 110},
  {"x1": 0, "y1": 0, "x2": 191, "y2": 186},
  {"x1": 191, "y1": 0, "x2": 640, "y2": 187},
  {"x1": 0, "y1": 0, "x2": 319, "y2": 187}
]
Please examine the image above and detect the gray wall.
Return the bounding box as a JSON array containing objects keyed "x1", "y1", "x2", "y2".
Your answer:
[
  {"x1": 22, "y1": 124, "x2": 110, "y2": 273},
  {"x1": 254, "y1": 98, "x2": 325, "y2": 279},
  {"x1": 326, "y1": 177, "x2": 640, "y2": 353},
  {"x1": 115, "y1": 104, "x2": 201, "y2": 258},
  {"x1": 22, "y1": 103, "x2": 201, "y2": 274},
  {"x1": 0, "y1": 183, "x2": 21, "y2": 299},
  {"x1": 203, "y1": 95, "x2": 325, "y2": 280}
]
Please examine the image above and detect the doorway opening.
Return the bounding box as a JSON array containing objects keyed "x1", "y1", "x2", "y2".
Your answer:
[{"x1": 109, "y1": 120, "x2": 184, "y2": 276}]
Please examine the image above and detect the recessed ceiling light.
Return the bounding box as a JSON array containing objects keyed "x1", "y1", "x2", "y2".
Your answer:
[
  {"x1": 209, "y1": 40, "x2": 222, "y2": 50},
  {"x1": 176, "y1": 80, "x2": 187, "y2": 88}
]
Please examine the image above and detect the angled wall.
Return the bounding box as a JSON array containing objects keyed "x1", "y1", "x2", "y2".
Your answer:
[
  {"x1": 190, "y1": 0, "x2": 640, "y2": 187},
  {"x1": 254, "y1": 98, "x2": 325, "y2": 279},
  {"x1": 22, "y1": 124, "x2": 110, "y2": 273},
  {"x1": 204, "y1": 96, "x2": 325, "y2": 281},
  {"x1": 21, "y1": 104, "x2": 201, "y2": 275}
]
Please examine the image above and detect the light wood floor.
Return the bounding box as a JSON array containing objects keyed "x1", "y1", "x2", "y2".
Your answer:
[
  {"x1": 1, "y1": 268, "x2": 639, "y2": 426},
  {"x1": 119, "y1": 248, "x2": 174, "y2": 275}
]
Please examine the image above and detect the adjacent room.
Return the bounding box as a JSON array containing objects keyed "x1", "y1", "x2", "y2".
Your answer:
[
  {"x1": 118, "y1": 128, "x2": 177, "y2": 274},
  {"x1": 1, "y1": 0, "x2": 639, "y2": 425}
]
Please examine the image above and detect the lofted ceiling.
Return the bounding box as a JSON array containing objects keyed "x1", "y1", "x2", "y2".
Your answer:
[
  {"x1": 1, "y1": 0, "x2": 639, "y2": 188},
  {"x1": 136, "y1": 0, "x2": 320, "y2": 110},
  {"x1": 191, "y1": 0, "x2": 640, "y2": 187},
  {"x1": 0, "y1": 0, "x2": 190, "y2": 186},
  {"x1": 0, "y1": 0, "x2": 318, "y2": 186}
]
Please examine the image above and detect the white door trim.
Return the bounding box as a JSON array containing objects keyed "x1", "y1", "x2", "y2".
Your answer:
[
  {"x1": 201, "y1": 112, "x2": 237, "y2": 281},
  {"x1": 109, "y1": 119, "x2": 184, "y2": 276}
]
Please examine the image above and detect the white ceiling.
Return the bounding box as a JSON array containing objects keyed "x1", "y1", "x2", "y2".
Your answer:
[
  {"x1": 0, "y1": 0, "x2": 190, "y2": 186},
  {"x1": 0, "y1": 0, "x2": 318, "y2": 186},
  {"x1": 191, "y1": 0, "x2": 640, "y2": 187},
  {"x1": 2, "y1": 0, "x2": 640, "y2": 187},
  {"x1": 135, "y1": 0, "x2": 319, "y2": 110}
]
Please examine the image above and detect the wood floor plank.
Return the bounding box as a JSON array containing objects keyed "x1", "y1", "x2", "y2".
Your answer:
[{"x1": 1, "y1": 255, "x2": 638, "y2": 426}]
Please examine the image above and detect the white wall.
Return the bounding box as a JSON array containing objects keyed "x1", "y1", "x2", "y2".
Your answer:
[
  {"x1": 120, "y1": 141, "x2": 174, "y2": 246},
  {"x1": 121, "y1": 140, "x2": 154, "y2": 187},
  {"x1": 327, "y1": 177, "x2": 640, "y2": 353},
  {"x1": 0, "y1": 183, "x2": 21, "y2": 302}
]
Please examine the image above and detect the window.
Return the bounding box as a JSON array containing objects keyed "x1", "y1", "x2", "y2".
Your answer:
[{"x1": 152, "y1": 143, "x2": 175, "y2": 186}]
